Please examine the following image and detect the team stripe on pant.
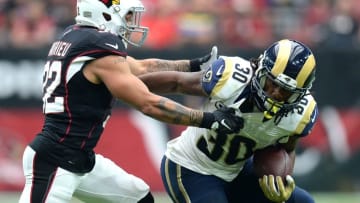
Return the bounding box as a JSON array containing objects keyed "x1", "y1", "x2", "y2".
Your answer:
[{"x1": 162, "y1": 157, "x2": 191, "y2": 203}]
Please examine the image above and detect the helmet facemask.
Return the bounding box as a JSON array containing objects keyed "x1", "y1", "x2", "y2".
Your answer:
[
  {"x1": 251, "y1": 55, "x2": 310, "y2": 120},
  {"x1": 112, "y1": 6, "x2": 148, "y2": 47}
]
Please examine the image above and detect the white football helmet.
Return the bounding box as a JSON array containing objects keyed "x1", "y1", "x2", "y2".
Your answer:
[{"x1": 75, "y1": 0, "x2": 149, "y2": 47}]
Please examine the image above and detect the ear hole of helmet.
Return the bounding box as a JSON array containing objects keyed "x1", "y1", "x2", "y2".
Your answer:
[{"x1": 103, "y1": 13, "x2": 111, "y2": 21}]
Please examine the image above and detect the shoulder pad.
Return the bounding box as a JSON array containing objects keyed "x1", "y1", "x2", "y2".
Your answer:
[
  {"x1": 277, "y1": 94, "x2": 318, "y2": 136},
  {"x1": 201, "y1": 56, "x2": 253, "y2": 101},
  {"x1": 296, "y1": 94, "x2": 318, "y2": 136},
  {"x1": 95, "y1": 32, "x2": 127, "y2": 53},
  {"x1": 68, "y1": 28, "x2": 127, "y2": 59}
]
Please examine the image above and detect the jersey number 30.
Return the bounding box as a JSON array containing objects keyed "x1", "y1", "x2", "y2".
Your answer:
[{"x1": 197, "y1": 133, "x2": 256, "y2": 165}]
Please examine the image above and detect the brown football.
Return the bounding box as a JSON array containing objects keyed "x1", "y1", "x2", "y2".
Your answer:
[{"x1": 253, "y1": 146, "x2": 294, "y2": 180}]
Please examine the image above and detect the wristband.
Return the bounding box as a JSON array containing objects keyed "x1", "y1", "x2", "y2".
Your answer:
[
  {"x1": 199, "y1": 112, "x2": 215, "y2": 128},
  {"x1": 189, "y1": 59, "x2": 201, "y2": 72}
]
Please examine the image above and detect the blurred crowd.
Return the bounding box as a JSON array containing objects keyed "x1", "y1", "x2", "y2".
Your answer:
[{"x1": 1, "y1": 0, "x2": 360, "y2": 50}]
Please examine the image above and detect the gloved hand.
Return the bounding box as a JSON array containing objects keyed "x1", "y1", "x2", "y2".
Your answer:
[
  {"x1": 190, "y1": 46, "x2": 218, "y2": 72},
  {"x1": 259, "y1": 175, "x2": 295, "y2": 203},
  {"x1": 201, "y1": 106, "x2": 244, "y2": 134}
]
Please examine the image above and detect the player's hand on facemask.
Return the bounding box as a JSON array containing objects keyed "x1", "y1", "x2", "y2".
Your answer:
[
  {"x1": 259, "y1": 175, "x2": 295, "y2": 203},
  {"x1": 201, "y1": 106, "x2": 244, "y2": 135},
  {"x1": 190, "y1": 46, "x2": 218, "y2": 72}
]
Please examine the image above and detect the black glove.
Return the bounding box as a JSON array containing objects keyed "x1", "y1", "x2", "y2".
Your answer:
[
  {"x1": 200, "y1": 106, "x2": 244, "y2": 134},
  {"x1": 190, "y1": 46, "x2": 218, "y2": 72}
]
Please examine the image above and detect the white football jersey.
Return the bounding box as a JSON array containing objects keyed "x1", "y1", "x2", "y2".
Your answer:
[{"x1": 165, "y1": 56, "x2": 318, "y2": 182}]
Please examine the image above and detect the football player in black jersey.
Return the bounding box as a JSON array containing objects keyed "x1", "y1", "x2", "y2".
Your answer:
[{"x1": 18, "y1": 0, "x2": 243, "y2": 203}]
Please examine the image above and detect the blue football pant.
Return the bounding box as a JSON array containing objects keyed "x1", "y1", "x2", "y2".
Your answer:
[{"x1": 160, "y1": 156, "x2": 314, "y2": 203}]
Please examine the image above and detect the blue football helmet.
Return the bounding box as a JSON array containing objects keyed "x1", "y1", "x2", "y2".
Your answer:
[{"x1": 251, "y1": 39, "x2": 316, "y2": 119}]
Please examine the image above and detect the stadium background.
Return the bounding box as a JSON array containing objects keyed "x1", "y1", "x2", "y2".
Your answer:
[{"x1": 1, "y1": 0, "x2": 360, "y2": 202}]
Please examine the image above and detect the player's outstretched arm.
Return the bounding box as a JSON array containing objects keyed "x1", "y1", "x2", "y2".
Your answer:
[
  {"x1": 139, "y1": 71, "x2": 206, "y2": 96},
  {"x1": 127, "y1": 46, "x2": 218, "y2": 75},
  {"x1": 84, "y1": 55, "x2": 241, "y2": 134}
]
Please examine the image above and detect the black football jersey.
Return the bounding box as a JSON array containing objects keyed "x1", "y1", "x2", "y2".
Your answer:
[{"x1": 30, "y1": 25, "x2": 127, "y2": 172}]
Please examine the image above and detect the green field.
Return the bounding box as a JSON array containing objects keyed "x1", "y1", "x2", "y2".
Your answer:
[
  {"x1": 2, "y1": 192, "x2": 360, "y2": 202},
  {"x1": 312, "y1": 192, "x2": 360, "y2": 203}
]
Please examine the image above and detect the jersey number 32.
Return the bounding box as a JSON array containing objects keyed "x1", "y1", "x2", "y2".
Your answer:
[{"x1": 42, "y1": 60, "x2": 64, "y2": 114}]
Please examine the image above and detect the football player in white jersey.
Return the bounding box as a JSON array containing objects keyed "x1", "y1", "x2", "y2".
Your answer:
[{"x1": 140, "y1": 39, "x2": 318, "y2": 203}]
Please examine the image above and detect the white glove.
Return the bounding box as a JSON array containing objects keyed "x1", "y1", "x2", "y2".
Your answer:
[
  {"x1": 190, "y1": 46, "x2": 218, "y2": 71},
  {"x1": 259, "y1": 175, "x2": 295, "y2": 203},
  {"x1": 201, "y1": 46, "x2": 218, "y2": 70}
]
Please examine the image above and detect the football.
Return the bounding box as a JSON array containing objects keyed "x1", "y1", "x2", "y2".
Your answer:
[{"x1": 253, "y1": 146, "x2": 294, "y2": 180}]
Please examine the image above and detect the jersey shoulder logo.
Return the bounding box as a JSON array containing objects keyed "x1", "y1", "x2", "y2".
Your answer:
[
  {"x1": 105, "y1": 43, "x2": 118, "y2": 49},
  {"x1": 310, "y1": 108, "x2": 317, "y2": 123},
  {"x1": 203, "y1": 69, "x2": 213, "y2": 83},
  {"x1": 216, "y1": 64, "x2": 224, "y2": 76}
]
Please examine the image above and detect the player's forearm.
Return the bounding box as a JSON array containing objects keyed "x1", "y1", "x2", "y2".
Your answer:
[
  {"x1": 139, "y1": 71, "x2": 206, "y2": 96},
  {"x1": 141, "y1": 59, "x2": 191, "y2": 73},
  {"x1": 141, "y1": 97, "x2": 203, "y2": 126}
]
